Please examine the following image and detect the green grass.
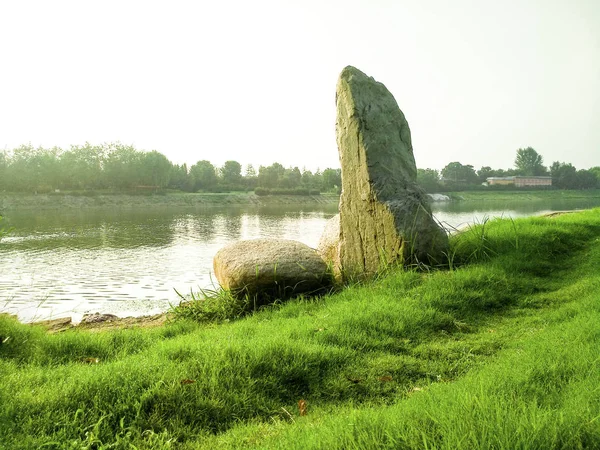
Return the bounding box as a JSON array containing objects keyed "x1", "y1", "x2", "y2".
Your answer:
[
  {"x1": 448, "y1": 188, "x2": 600, "y2": 202},
  {"x1": 0, "y1": 191, "x2": 340, "y2": 212},
  {"x1": 1, "y1": 209, "x2": 600, "y2": 448}
]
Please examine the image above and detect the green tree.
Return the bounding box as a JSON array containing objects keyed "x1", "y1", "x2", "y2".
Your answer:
[
  {"x1": 321, "y1": 168, "x2": 342, "y2": 192},
  {"x1": 301, "y1": 169, "x2": 316, "y2": 189},
  {"x1": 441, "y1": 162, "x2": 478, "y2": 186},
  {"x1": 476, "y1": 166, "x2": 495, "y2": 184},
  {"x1": 417, "y1": 168, "x2": 441, "y2": 192},
  {"x1": 312, "y1": 169, "x2": 323, "y2": 190},
  {"x1": 39, "y1": 146, "x2": 62, "y2": 190},
  {"x1": 257, "y1": 163, "x2": 285, "y2": 188},
  {"x1": 0, "y1": 151, "x2": 8, "y2": 191},
  {"x1": 138, "y1": 151, "x2": 172, "y2": 188},
  {"x1": 589, "y1": 167, "x2": 600, "y2": 185},
  {"x1": 281, "y1": 167, "x2": 303, "y2": 189},
  {"x1": 220, "y1": 160, "x2": 243, "y2": 188},
  {"x1": 104, "y1": 144, "x2": 143, "y2": 189},
  {"x1": 58, "y1": 143, "x2": 105, "y2": 190},
  {"x1": 243, "y1": 164, "x2": 258, "y2": 190},
  {"x1": 169, "y1": 164, "x2": 192, "y2": 191},
  {"x1": 550, "y1": 161, "x2": 577, "y2": 189},
  {"x1": 189, "y1": 160, "x2": 217, "y2": 191},
  {"x1": 515, "y1": 147, "x2": 546, "y2": 176},
  {"x1": 244, "y1": 164, "x2": 257, "y2": 178},
  {"x1": 575, "y1": 169, "x2": 598, "y2": 189},
  {"x1": 5, "y1": 145, "x2": 32, "y2": 191},
  {"x1": 6, "y1": 144, "x2": 61, "y2": 192}
]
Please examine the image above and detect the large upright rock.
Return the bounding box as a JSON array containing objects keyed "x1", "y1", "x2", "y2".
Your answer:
[{"x1": 335, "y1": 66, "x2": 448, "y2": 280}]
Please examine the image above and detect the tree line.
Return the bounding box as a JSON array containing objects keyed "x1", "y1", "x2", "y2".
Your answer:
[
  {"x1": 417, "y1": 147, "x2": 600, "y2": 192},
  {"x1": 0, "y1": 143, "x2": 342, "y2": 195},
  {"x1": 1, "y1": 144, "x2": 597, "y2": 195}
]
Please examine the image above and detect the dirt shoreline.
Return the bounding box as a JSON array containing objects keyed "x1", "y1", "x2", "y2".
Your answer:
[{"x1": 0, "y1": 312, "x2": 172, "y2": 333}]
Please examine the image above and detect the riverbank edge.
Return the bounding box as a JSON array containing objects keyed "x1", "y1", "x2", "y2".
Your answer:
[
  {"x1": 0, "y1": 312, "x2": 172, "y2": 333},
  {"x1": 15, "y1": 210, "x2": 579, "y2": 333},
  {"x1": 447, "y1": 188, "x2": 600, "y2": 202},
  {"x1": 2, "y1": 189, "x2": 600, "y2": 211},
  {"x1": 0, "y1": 192, "x2": 340, "y2": 211}
]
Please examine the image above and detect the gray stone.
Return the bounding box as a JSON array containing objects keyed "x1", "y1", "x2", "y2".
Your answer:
[
  {"x1": 316, "y1": 214, "x2": 341, "y2": 279},
  {"x1": 213, "y1": 239, "x2": 333, "y2": 301},
  {"x1": 335, "y1": 66, "x2": 448, "y2": 280},
  {"x1": 81, "y1": 313, "x2": 119, "y2": 324},
  {"x1": 428, "y1": 193, "x2": 451, "y2": 202}
]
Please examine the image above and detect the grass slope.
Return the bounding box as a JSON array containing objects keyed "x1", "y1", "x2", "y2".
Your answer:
[
  {"x1": 1, "y1": 209, "x2": 600, "y2": 449},
  {"x1": 448, "y1": 188, "x2": 600, "y2": 202},
  {"x1": 0, "y1": 191, "x2": 339, "y2": 211}
]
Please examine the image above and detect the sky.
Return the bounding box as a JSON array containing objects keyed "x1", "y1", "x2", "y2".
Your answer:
[{"x1": 0, "y1": 0, "x2": 598, "y2": 173}]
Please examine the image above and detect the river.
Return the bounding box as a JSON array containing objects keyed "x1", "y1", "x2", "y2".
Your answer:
[{"x1": 2, "y1": 197, "x2": 599, "y2": 322}]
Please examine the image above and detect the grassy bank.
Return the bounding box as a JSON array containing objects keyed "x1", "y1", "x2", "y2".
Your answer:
[
  {"x1": 0, "y1": 191, "x2": 339, "y2": 211},
  {"x1": 447, "y1": 188, "x2": 600, "y2": 202},
  {"x1": 2, "y1": 189, "x2": 600, "y2": 211},
  {"x1": 1, "y1": 209, "x2": 600, "y2": 448}
]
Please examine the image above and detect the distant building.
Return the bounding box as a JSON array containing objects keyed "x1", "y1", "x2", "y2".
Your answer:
[
  {"x1": 486, "y1": 176, "x2": 552, "y2": 187},
  {"x1": 514, "y1": 176, "x2": 553, "y2": 187},
  {"x1": 486, "y1": 177, "x2": 515, "y2": 186}
]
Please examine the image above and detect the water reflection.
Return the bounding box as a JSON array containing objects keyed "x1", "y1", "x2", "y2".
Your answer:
[
  {"x1": 0, "y1": 205, "x2": 339, "y2": 322},
  {"x1": 3, "y1": 209, "x2": 178, "y2": 250}
]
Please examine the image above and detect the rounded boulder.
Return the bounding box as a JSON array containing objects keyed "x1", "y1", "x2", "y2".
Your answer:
[{"x1": 213, "y1": 239, "x2": 333, "y2": 301}]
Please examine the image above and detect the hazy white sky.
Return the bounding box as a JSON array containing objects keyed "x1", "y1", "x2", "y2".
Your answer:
[{"x1": 1, "y1": 0, "x2": 598, "y2": 172}]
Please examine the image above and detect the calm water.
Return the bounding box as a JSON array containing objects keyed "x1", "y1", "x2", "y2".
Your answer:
[{"x1": 1, "y1": 198, "x2": 599, "y2": 322}]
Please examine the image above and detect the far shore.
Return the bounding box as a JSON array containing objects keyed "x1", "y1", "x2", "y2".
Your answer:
[
  {"x1": 2, "y1": 189, "x2": 600, "y2": 212},
  {"x1": 0, "y1": 191, "x2": 340, "y2": 211}
]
